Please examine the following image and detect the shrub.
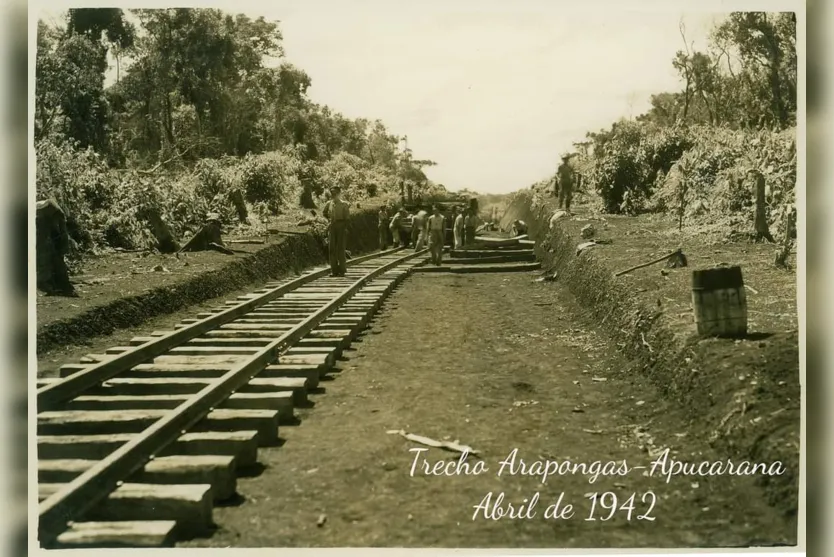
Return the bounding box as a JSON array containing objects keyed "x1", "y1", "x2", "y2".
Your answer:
[
  {"x1": 580, "y1": 120, "x2": 796, "y2": 235},
  {"x1": 239, "y1": 149, "x2": 302, "y2": 213}
]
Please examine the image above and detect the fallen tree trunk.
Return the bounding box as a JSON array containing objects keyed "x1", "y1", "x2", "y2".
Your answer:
[{"x1": 179, "y1": 221, "x2": 234, "y2": 255}]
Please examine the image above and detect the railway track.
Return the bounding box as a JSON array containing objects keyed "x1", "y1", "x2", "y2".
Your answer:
[
  {"x1": 35, "y1": 247, "x2": 427, "y2": 548},
  {"x1": 34, "y1": 237, "x2": 539, "y2": 548}
]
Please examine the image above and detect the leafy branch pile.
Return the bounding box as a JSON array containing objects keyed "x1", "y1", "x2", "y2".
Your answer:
[{"x1": 36, "y1": 8, "x2": 444, "y2": 258}]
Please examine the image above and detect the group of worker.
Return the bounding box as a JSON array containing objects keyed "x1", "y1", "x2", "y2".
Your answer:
[
  {"x1": 377, "y1": 203, "x2": 482, "y2": 264},
  {"x1": 321, "y1": 187, "x2": 486, "y2": 276},
  {"x1": 321, "y1": 156, "x2": 576, "y2": 277}
]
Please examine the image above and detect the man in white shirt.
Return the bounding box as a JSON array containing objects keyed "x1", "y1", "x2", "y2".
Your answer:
[
  {"x1": 452, "y1": 206, "x2": 463, "y2": 250},
  {"x1": 411, "y1": 205, "x2": 429, "y2": 251},
  {"x1": 463, "y1": 209, "x2": 479, "y2": 246},
  {"x1": 426, "y1": 204, "x2": 446, "y2": 265},
  {"x1": 322, "y1": 186, "x2": 350, "y2": 276}
]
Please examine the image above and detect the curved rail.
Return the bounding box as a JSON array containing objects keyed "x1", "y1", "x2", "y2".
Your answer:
[{"x1": 38, "y1": 247, "x2": 426, "y2": 545}]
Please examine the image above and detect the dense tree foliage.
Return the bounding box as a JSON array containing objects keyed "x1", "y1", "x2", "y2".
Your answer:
[
  {"x1": 36, "y1": 8, "x2": 445, "y2": 256},
  {"x1": 637, "y1": 13, "x2": 796, "y2": 130},
  {"x1": 555, "y1": 11, "x2": 797, "y2": 239}
]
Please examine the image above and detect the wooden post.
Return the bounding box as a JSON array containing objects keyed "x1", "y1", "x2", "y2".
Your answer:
[
  {"x1": 752, "y1": 170, "x2": 775, "y2": 242},
  {"x1": 774, "y1": 208, "x2": 795, "y2": 268}
]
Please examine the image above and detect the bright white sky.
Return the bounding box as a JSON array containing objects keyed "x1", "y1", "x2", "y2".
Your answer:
[{"x1": 37, "y1": 1, "x2": 730, "y2": 193}]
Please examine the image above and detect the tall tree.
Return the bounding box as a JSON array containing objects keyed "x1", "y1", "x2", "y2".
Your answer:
[{"x1": 713, "y1": 12, "x2": 796, "y2": 128}]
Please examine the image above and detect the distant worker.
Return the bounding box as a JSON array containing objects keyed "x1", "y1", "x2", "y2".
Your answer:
[
  {"x1": 323, "y1": 186, "x2": 349, "y2": 277},
  {"x1": 388, "y1": 207, "x2": 403, "y2": 248},
  {"x1": 464, "y1": 208, "x2": 480, "y2": 246},
  {"x1": 453, "y1": 206, "x2": 465, "y2": 250},
  {"x1": 511, "y1": 219, "x2": 528, "y2": 237},
  {"x1": 378, "y1": 206, "x2": 389, "y2": 250},
  {"x1": 449, "y1": 206, "x2": 460, "y2": 249},
  {"x1": 426, "y1": 204, "x2": 446, "y2": 266},
  {"x1": 412, "y1": 205, "x2": 429, "y2": 250},
  {"x1": 556, "y1": 154, "x2": 577, "y2": 213},
  {"x1": 389, "y1": 208, "x2": 405, "y2": 248}
]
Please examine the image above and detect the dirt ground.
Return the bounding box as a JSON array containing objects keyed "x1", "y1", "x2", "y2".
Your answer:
[
  {"x1": 180, "y1": 270, "x2": 796, "y2": 549},
  {"x1": 36, "y1": 218, "x2": 304, "y2": 330},
  {"x1": 542, "y1": 210, "x2": 797, "y2": 336}
]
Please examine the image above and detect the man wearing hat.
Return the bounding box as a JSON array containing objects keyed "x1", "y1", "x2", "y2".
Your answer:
[
  {"x1": 556, "y1": 153, "x2": 577, "y2": 213},
  {"x1": 323, "y1": 186, "x2": 350, "y2": 276},
  {"x1": 378, "y1": 205, "x2": 390, "y2": 251}
]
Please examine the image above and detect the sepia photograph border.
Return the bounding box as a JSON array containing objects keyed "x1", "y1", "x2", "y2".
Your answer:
[{"x1": 22, "y1": 0, "x2": 817, "y2": 555}]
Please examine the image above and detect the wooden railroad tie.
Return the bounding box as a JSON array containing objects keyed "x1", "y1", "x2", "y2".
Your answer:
[{"x1": 37, "y1": 247, "x2": 427, "y2": 548}]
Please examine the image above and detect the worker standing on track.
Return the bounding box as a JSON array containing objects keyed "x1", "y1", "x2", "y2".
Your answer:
[
  {"x1": 556, "y1": 153, "x2": 577, "y2": 213},
  {"x1": 390, "y1": 207, "x2": 408, "y2": 248},
  {"x1": 378, "y1": 206, "x2": 389, "y2": 250},
  {"x1": 412, "y1": 205, "x2": 429, "y2": 251},
  {"x1": 426, "y1": 204, "x2": 446, "y2": 266},
  {"x1": 389, "y1": 208, "x2": 402, "y2": 247},
  {"x1": 323, "y1": 186, "x2": 349, "y2": 277},
  {"x1": 463, "y1": 208, "x2": 479, "y2": 247},
  {"x1": 450, "y1": 206, "x2": 461, "y2": 250},
  {"x1": 453, "y1": 206, "x2": 465, "y2": 250}
]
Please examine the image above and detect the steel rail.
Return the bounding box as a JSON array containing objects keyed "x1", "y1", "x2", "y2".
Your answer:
[
  {"x1": 38, "y1": 248, "x2": 426, "y2": 546},
  {"x1": 37, "y1": 247, "x2": 403, "y2": 410}
]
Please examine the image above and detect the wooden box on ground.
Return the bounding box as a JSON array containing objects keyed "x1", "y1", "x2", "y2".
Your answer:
[{"x1": 691, "y1": 266, "x2": 748, "y2": 337}]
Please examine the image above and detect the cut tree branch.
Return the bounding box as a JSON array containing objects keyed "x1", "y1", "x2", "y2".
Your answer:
[{"x1": 614, "y1": 249, "x2": 684, "y2": 277}]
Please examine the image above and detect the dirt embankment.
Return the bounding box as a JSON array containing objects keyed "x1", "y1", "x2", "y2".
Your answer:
[
  {"x1": 36, "y1": 208, "x2": 383, "y2": 356},
  {"x1": 503, "y1": 191, "x2": 800, "y2": 522}
]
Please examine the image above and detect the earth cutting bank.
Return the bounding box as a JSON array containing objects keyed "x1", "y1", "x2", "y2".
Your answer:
[
  {"x1": 501, "y1": 190, "x2": 800, "y2": 524},
  {"x1": 36, "y1": 209, "x2": 381, "y2": 356}
]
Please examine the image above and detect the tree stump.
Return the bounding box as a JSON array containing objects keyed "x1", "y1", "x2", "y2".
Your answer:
[
  {"x1": 36, "y1": 198, "x2": 76, "y2": 296},
  {"x1": 300, "y1": 184, "x2": 316, "y2": 209},
  {"x1": 179, "y1": 220, "x2": 234, "y2": 255},
  {"x1": 751, "y1": 170, "x2": 775, "y2": 243},
  {"x1": 228, "y1": 189, "x2": 249, "y2": 224},
  {"x1": 140, "y1": 207, "x2": 180, "y2": 253}
]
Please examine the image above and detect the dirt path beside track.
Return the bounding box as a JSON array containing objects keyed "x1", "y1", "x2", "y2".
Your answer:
[{"x1": 181, "y1": 271, "x2": 794, "y2": 548}]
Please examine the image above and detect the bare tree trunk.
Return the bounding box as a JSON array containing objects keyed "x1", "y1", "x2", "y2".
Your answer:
[
  {"x1": 699, "y1": 90, "x2": 714, "y2": 124},
  {"x1": 163, "y1": 92, "x2": 176, "y2": 156}
]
